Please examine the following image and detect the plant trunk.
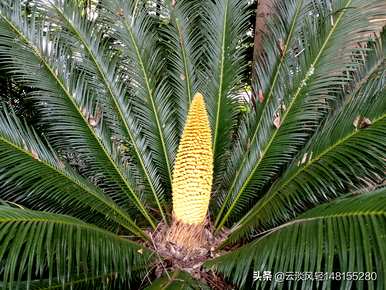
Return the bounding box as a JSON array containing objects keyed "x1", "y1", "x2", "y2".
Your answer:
[{"x1": 166, "y1": 218, "x2": 206, "y2": 249}]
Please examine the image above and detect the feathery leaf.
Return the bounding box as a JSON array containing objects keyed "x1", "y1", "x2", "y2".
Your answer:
[
  {"x1": 206, "y1": 187, "x2": 386, "y2": 289},
  {"x1": 0, "y1": 207, "x2": 153, "y2": 289}
]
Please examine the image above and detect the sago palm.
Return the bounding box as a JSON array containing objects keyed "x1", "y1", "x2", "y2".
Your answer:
[{"x1": 0, "y1": 0, "x2": 385, "y2": 289}]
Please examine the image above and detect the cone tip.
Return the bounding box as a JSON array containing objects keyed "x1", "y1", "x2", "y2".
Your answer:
[{"x1": 193, "y1": 92, "x2": 204, "y2": 102}]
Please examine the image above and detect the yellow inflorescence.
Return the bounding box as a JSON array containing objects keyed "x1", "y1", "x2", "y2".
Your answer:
[{"x1": 172, "y1": 93, "x2": 213, "y2": 225}]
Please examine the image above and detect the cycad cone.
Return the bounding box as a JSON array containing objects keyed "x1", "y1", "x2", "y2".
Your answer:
[{"x1": 167, "y1": 93, "x2": 213, "y2": 248}]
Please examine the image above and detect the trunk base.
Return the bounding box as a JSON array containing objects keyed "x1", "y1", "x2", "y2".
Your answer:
[
  {"x1": 166, "y1": 218, "x2": 207, "y2": 250},
  {"x1": 143, "y1": 220, "x2": 232, "y2": 289}
]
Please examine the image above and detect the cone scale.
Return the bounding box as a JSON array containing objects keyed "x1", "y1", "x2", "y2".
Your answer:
[{"x1": 166, "y1": 93, "x2": 213, "y2": 249}]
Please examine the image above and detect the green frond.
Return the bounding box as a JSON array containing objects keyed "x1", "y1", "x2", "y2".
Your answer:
[
  {"x1": 213, "y1": 0, "x2": 310, "y2": 225},
  {"x1": 38, "y1": 0, "x2": 168, "y2": 225},
  {"x1": 0, "y1": 180, "x2": 121, "y2": 232},
  {"x1": 0, "y1": 0, "x2": 384, "y2": 288},
  {"x1": 227, "y1": 39, "x2": 385, "y2": 243},
  {"x1": 201, "y1": 0, "x2": 251, "y2": 174},
  {"x1": 0, "y1": 0, "x2": 157, "y2": 228},
  {"x1": 144, "y1": 270, "x2": 210, "y2": 290},
  {"x1": 206, "y1": 187, "x2": 386, "y2": 289},
  {"x1": 0, "y1": 109, "x2": 147, "y2": 238},
  {"x1": 0, "y1": 272, "x2": 136, "y2": 289},
  {"x1": 101, "y1": 0, "x2": 178, "y2": 189},
  {"x1": 159, "y1": 0, "x2": 204, "y2": 136},
  {"x1": 214, "y1": 0, "x2": 386, "y2": 230},
  {"x1": 0, "y1": 207, "x2": 153, "y2": 289}
]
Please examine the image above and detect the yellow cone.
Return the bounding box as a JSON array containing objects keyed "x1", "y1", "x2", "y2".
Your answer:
[{"x1": 172, "y1": 92, "x2": 213, "y2": 225}]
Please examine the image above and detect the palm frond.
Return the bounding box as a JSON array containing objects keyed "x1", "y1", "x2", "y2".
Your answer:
[
  {"x1": 0, "y1": 109, "x2": 147, "y2": 238},
  {"x1": 214, "y1": 0, "x2": 386, "y2": 230},
  {"x1": 37, "y1": 0, "x2": 168, "y2": 226},
  {"x1": 227, "y1": 36, "x2": 385, "y2": 242},
  {"x1": 0, "y1": 0, "x2": 157, "y2": 228},
  {"x1": 213, "y1": 0, "x2": 310, "y2": 225},
  {"x1": 206, "y1": 187, "x2": 386, "y2": 289},
  {"x1": 159, "y1": 0, "x2": 204, "y2": 136},
  {"x1": 0, "y1": 207, "x2": 153, "y2": 289},
  {"x1": 0, "y1": 272, "x2": 136, "y2": 290},
  {"x1": 0, "y1": 180, "x2": 121, "y2": 232},
  {"x1": 101, "y1": 0, "x2": 178, "y2": 189},
  {"x1": 201, "y1": 0, "x2": 251, "y2": 173}
]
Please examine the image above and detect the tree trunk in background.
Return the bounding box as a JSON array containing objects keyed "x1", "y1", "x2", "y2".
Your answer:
[
  {"x1": 250, "y1": 0, "x2": 273, "y2": 105},
  {"x1": 252, "y1": 0, "x2": 273, "y2": 67}
]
